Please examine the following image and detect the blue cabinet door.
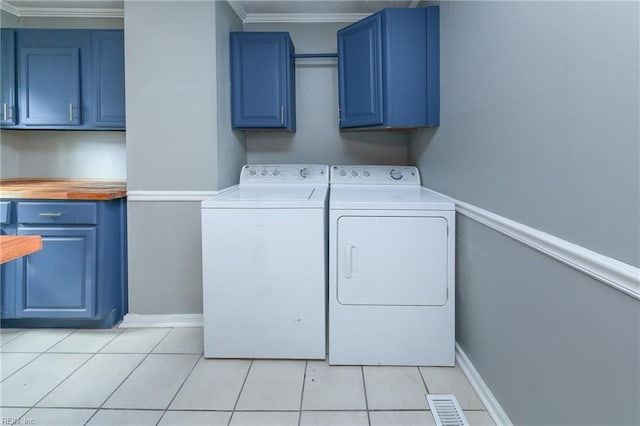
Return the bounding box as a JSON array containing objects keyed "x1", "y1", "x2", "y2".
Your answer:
[
  {"x1": 92, "y1": 31, "x2": 125, "y2": 129},
  {"x1": 338, "y1": 13, "x2": 384, "y2": 128},
  {"x1": 16, "y1": 227, "x2": 96, "y2": 318},
  {"x1": 1, "y1": 30, "x2": 17, "y2": 126},
  {"x1": 18, "y1": 47, "x2": 81, "y2": 126},
  {"x1": 337, "y1": 7, "x2": 439, "y2": 130},
  {"x1": 231, "y1": 32, "x2": 295, "y2": 130}
]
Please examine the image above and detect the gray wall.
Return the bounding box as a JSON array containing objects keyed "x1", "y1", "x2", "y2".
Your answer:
[
  {"x1": 1, "y1": 131, "x2": 126, "y2": 179},
  {"x1": 215, "y1": 0, "x2": 246, "y2": 189},
  {"x1": 126, "y1": 1, "x2": 218, "y2": 192},
  {"x1": 125, "y1": 0, "x2": 246, "y2": 314},
  {"x1": 0, "y1": 13, "x2": 126, "y2": 179},
  {"x1": 410, "y1": 0, "x2": 639, "y2": 267},
  {"x1": 244, "y1": 22, "x2": 409, "y2": 166},
  {"x1": 409, "y1": 1, "x2": 640, "y2": 424}
]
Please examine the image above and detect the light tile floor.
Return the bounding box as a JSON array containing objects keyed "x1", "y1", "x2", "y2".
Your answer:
[{"x1": 0, "y1": 327, "x2": 495, "y2": 426}]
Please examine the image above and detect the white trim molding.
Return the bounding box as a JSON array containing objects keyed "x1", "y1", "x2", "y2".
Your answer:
[
  {"x1": 243, "y1": 13, "x2": 369, "y2": 24},
  {"x1": 0, "y1": 3, "x2": 123, "y2": 18},
  {"x1": 127, "y1": 186, "x2": 237, "y2": 202},
  {"x1": 226, "y1": 0, "x2": 247, "y2": 22},
  {"x1": 127, "y1": 191, "x2": 218, "y2": 202},
  {"x1": 456, "y1": 343, "x2": 513, "y2": 426},
  {"x1": 429, "y1": 189, "x2": 640, "y2": 300},
  {"x1": 119, "y1": 314, "x2": 203, "y2": 328}
]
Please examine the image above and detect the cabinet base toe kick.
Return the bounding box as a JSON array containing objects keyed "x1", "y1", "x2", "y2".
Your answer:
[{"x1": 1, "y1": 308, "x2": 122, "y2": 329}]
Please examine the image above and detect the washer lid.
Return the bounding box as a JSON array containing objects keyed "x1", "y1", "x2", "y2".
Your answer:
[
  {"x1": 330, "y1": 186, "x2": 454, "y2": 210},
  {"x1": 202, "y1": 184, "x2": 328, "y2": 208}
]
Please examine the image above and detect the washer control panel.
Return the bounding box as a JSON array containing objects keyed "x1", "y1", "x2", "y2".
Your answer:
[
  {"x1": 330, "y1": 165, "x2": 420, "y2": 185},
  {"x1": 240, "y1": 164, "x2": 329, "y2": 184}
]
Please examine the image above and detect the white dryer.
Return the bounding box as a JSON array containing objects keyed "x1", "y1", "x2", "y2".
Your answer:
[
  {"x1": 329, "y1": 165, "x2": 455, "y2": 366},
  {"x1": 201, "y1": 164, "x2": 329, "y2": 359}
]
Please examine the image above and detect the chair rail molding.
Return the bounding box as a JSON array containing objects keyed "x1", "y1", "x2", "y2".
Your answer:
[{"x1": 427, "y1": 188, "x2": 640, "y2": 301}]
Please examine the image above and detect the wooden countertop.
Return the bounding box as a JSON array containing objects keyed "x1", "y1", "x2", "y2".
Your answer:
[
  {"x1": 0, "y1": 179, "x2": 127, "y2": 200},
  {"x1": 0, "y1": 236, "x2": 43, "y2": 264}
]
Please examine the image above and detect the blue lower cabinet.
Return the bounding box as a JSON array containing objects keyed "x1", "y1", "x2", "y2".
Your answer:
[
  {"x1": 16, "y1": 227, "x2": 96, "y2": 318},
  {"x1": 1, "y1": 198, "x2": 127, "y2": 328}
]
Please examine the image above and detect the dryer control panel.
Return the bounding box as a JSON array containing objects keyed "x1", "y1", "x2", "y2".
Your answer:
[
  {"x1": 240, "y1": 164, "x2": 329, "y2": 184},
  {"x1": 330, "y1": 165, "x2": 420, "y2": 185}
]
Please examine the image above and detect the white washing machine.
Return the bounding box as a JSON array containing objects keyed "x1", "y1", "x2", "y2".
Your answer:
[
  {"x1": 329, "y1": 165, "x2": 455, "y2": 366},
  {"x1": 201, "y1": 164, "x2": 329, "y2": 359}
]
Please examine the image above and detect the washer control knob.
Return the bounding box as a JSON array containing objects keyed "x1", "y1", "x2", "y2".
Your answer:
[
  {"x1": 273, "y1": 169, "x2": 280, "y2": 176},
  {"x1": 390, "y1": 168, "x2": 404, "y2": 180},
  {"x1": 351, "y1": 169, "x2": 359, "y2": 177},
  {"x1": 261, "y1": 169, "x2": 268, "y2": 176},
  {"x1": 363, "y1": 170, "x2": 370, "y2": 177},
  {"x1": 339, "y1": 169, "x2": 347, "y2": 177},
  {"x1": 299, "y1": 168, "x2": 310, "y2": 178},
  {"x1": 248, "y1": 169, "x2": 256, "y2": 176}
]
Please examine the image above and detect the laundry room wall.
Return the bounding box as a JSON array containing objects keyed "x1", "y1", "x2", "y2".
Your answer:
[
  {"x1": 409, "y1": 1, "x2": 640, "y2": 425},
  {"x1": 243, "y1": 22, "x2": 409, "y2": 166},
  {"x1": 125, "y1": 0, "x2": 245, "y2": 315}
]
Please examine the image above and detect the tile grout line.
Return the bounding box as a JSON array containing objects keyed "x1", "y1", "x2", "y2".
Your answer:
[
  {"x1": 417, "y1": 365, "x2": 432, "y2": 396},
  {"x1": 4, "y1": 330, "x2": 121, "y2": 424},
  {"x1": 0, "y1": 329, "x2": 27, "y2": 347},
  {"x1": 297, "y1": 360, "x2": 308, "y2": 426},
  {"x1": 228, "y1": 359, "x2": 254, "y2": 426},
  {"x1": 26, "y1": 349, "x2": 98, "y2": 421},
  {"x1": 156, "y1": 352, "x2": 204, "y2": 425},
  {"x1": 360, "y1": 366, "x2": 371, "y2": 426},
  {"x1": 83, "y1": 327, "x2": 174, "y2": 425},
  {"x1": 0, "y1": 350, "x2": 46, "y2": 383}
]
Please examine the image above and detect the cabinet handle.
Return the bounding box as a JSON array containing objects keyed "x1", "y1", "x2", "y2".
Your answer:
[
  {"x1": 2, "y1": 103, "x2": 7, "y2": 121},
  {"x1": 69, "y1": 103, "x2": 74, "y2": 122},
  {"x1": 38, "y1": 212, "x2": 63, "y2": 217},
  {"x1": 280, "y1": 105, "x2": 284, "y2": 125}
]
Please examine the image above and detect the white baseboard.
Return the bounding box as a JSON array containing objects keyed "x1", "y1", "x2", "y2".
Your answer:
[
  {"x1": 119, "y1": 314, "x2": 203, "y2": 328},
  {"x1": 456, "y1": 343, "x2": 513, "y2": 426}
]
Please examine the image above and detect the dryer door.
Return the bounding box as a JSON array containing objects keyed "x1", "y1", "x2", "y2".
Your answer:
[{"x1": 336, "y1": 215, "x2": 448, "y2": 306}]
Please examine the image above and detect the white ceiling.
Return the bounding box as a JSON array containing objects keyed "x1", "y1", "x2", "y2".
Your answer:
[{"x1": 1, "y1": 0, "x2": 424, "y2": 22}]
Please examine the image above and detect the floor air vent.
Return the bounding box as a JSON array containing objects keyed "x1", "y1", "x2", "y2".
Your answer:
[{"x1": 427, "y1": 394, "x2": 470, "y2": 426}]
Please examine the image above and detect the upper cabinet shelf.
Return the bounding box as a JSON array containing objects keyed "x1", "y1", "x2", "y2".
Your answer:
[
  {"x1": 230, "y1": 32, "x2": 296, "y2": 132},
  {"x1": 0, "y1": 29, "x2": 125, "y2": 131},
  {"x1": 337, "y1": 7, "x2": 440, "y2": 130}
]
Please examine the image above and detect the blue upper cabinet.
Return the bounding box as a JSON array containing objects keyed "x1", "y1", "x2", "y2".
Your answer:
[
  {"x1": 17, "y1": 30, "x2": 89, "y2": 128},
  {"x1": 19, "y1": 47, "x2": 82, "y2": 126},
  {"x1": 1, "y1": 30, "x2": 16, "y2": 126},
  {"x1": 0, "y1": 29, "x2": 125, "y2": 130},
  {"x1": 230, "y1": 32, "x2": 296, "y2": 131},
  {"x1": 338, "y1": 13, "x2": 384, "y2": 128},
  {"x1": 92, "y1": 31, "x2": 125, "y2": 129},
  {"x1": 338, "y1": 7, "x2": 440, "y2": 130}
]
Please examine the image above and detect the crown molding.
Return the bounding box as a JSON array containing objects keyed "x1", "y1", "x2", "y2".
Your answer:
[
  {"x1": 0, "y1": 2, "x2": 21, "y2": 17},
  {"x1": 226, "y1": 0, "x2": 247, "y2": 22},
  {"x1": 0, "y1": 3, "x2": 123, "y2": 18},
  {"x1": 243, "y1": 12, "x2": 369, "y2": 24}
]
